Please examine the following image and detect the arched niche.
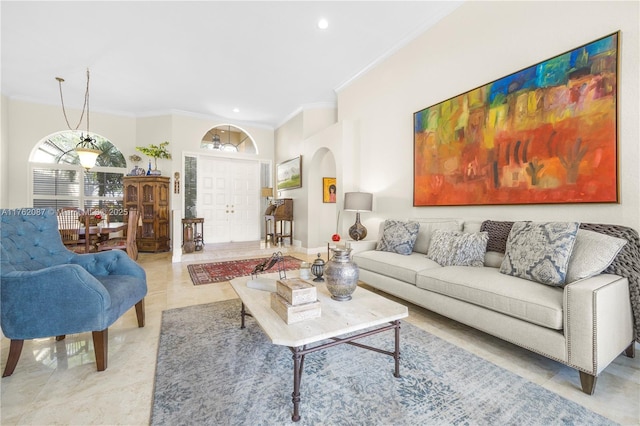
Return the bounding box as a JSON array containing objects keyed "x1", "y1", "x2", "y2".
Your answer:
[
  {"x1": 307, "y1": 147, "x2": 337, "y2": 248},
  {"x1": 200, "y1": 124, "x2": 257, "y2": 154}
]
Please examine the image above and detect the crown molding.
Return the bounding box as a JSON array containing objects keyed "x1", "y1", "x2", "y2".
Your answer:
[{"x1": 276, "y1": 101, "x2": 337, "y2": 129}]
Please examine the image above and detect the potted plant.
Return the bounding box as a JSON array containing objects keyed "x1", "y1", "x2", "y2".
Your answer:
[{"x1": 136, "y1": 141, "x2": 172, "y2": 174}]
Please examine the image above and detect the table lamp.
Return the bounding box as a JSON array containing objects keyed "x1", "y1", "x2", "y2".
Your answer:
[
  {"x1": 344, "y1": 192, "x2": 373, "y2": 241},
  {"x1": 261, "y1": 187, "x2": 274, "y2": 205}
]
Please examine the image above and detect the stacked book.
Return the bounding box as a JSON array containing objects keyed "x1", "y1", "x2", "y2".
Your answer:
[{"x1": 270, "y1": 278, "x2": 321, "y2": 324}]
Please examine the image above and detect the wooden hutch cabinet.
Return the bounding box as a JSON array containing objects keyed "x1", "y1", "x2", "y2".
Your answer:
[{"x1": 123, "y1": 176, "x2": 171, "y2": 252}]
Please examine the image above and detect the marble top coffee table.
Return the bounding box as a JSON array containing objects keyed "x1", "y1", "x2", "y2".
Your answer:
[{"x1": 230, "y1": 273, "x2": 408, "y2": 422}]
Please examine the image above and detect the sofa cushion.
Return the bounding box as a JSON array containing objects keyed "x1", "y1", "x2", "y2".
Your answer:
[
  {"x1": 417, "y1": 266, "x2": 564, "y2": 330},
  {"x1": 353, "y1": 250, "x2": 440, "y2": 284},
  {"x1": 500, "y1": 221, "x2": 579, "y2": 287},
  {"x1": 566, "y1": 229, "x2": 627, "y2": 283},
  {"x1": 426, "y1": 230, "x2": 488, "y2": 267},
  {"x1": 412, "y1": 219, "x2": 463, "y2": 254},
  {"x1": 376, "y1": 220, "x2": 420, "y2": 255},
  {"x1": 480, "y1": 220, "x2": 515, "y2": 253}
]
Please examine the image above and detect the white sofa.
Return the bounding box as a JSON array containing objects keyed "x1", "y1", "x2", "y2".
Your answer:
[{"x1": 350, "y1": 218, "x2": 639, "y2": 395}]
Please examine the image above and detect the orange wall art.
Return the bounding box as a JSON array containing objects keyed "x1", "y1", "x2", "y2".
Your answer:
[{"x1": 414, "y1": 32, "x2": 619, "y2": 206}]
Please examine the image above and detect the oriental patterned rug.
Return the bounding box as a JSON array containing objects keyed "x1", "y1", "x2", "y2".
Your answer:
[
  {"x1": 151, "y1": 300, "x2": 614, "y2": 425},
  {"x1": 187, "y1": 256, "x2": 303, "y2": 285}
]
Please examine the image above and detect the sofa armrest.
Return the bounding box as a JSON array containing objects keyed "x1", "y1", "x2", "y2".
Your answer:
[
  {"x1": 71, "y1": 250, "x2": 146, "y2": 280},
  {"x1": 347, "y1": 240, "x2": 378, "y2": 254},
  {"x1": 564, "y1": 274, "x2": 634, "y2": 374},
  {"x1": 0, "y1": 264, "x2": 112, "y2": 339}
]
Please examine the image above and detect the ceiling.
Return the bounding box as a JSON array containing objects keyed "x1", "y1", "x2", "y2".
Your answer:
[{"x1": 1, "y1": 1, "x2": 462, "y2": 128}]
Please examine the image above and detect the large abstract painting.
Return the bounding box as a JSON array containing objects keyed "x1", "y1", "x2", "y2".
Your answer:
[{"x1": 414, "y1": 32, "x2": 619, "y2": 206}]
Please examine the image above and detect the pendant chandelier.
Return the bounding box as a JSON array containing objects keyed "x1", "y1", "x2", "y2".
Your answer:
[{"x1": 56, "y1": 69, "x2": 101, "y2": 169}]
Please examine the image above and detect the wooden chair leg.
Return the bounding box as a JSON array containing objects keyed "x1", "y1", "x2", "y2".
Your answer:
[
  {"x1": 579, "y1": 371, "x2": 597, "y2": 395},
  {"x1": 135, "y1": 299, "x2": 145, "y2": 327},
  {"x1": 624, "y1": 342, "x2": 635, "y2": 358},
  {"x1": 2, "y1": 339, "x2": 24, "y2": 377},
  {"x1": 92, "y1": 329, "x2": 108, "y2": 372}
]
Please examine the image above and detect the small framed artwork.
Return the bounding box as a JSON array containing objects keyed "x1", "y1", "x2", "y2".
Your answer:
[
  {"x1": 277, "y1": 156, "x2": 302, "y2": 191},
  {"x1": 323, "y1": 177, "x2": 337, "y2": 203}
]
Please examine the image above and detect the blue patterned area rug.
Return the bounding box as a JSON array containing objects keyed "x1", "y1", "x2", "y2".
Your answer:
[{"x1": 151, "y1": 300, "x2": 613, "y2": 425}]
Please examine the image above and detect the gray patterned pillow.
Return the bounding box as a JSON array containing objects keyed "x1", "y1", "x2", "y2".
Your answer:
[
  {"x1": 499, "y1": 221, "x2": 579, "y2": 286},
  {"x1": 427, "y1": 230, "x2": 489, "y2": 267},
  {"x1": 376, "y1": 220, "x2": 420, "y2": 255}
]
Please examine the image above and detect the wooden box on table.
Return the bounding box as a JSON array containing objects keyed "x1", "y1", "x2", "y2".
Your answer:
[
  {"x1": 276, "y1": 278, "x2": 317, "y2": 305},
  {"x1": 270, "y1": 292, "x2": 321, "y2": 324}
]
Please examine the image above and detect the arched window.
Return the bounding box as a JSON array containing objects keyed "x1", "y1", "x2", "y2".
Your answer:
[
  {"x1": 200, "y1": 124, "x2": 257, "y2": 153},
  {"x1": 30, "y1": 131, "x2": 128, "y2": 220}
]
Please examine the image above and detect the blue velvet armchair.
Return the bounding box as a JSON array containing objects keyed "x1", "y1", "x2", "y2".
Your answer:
[{"x1": 0, "y1": 207, "x2": 147, "y2": 377}]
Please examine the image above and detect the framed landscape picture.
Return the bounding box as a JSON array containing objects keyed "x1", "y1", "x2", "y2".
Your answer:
[
  {"x1": 277, "y1": 156, "x2": 302, "y2": 191},
  {"x1": 323, "y1": 177, "x2": 336, "y2": 203},
  {"x1": 413, "y1": 32, "x2": 619, "y2": 206}
]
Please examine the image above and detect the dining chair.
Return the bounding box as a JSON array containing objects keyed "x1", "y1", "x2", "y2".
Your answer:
[
  {"x1": 97, "y1": 208, "x2": 139, "y2": 260},
  {"x1": 57, "y1": 208, "x2": 87, "y2": 251},
  {"x1": 59, "y1": 208, "x2": 98, "y2": 253}
]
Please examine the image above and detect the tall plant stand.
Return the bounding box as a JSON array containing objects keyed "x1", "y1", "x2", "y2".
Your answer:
[{"x1": 182, "y1": 218, "x2": 204, "y2": 253}]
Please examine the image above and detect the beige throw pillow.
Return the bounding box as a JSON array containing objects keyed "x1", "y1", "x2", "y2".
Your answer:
[{"x1": 565, "y1": 229, "x2": 627, "y2": 283}]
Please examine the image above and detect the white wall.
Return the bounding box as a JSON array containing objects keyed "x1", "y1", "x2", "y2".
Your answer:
[
  {"x1": 274, "y1": 107, "x2": 348, "y2": 249},
  {"x1": 336, "y1": 1, "x2": 640, "y2": 232},
  {"x1": 0, "y1": 95, "x2": 9, "y2": 206},
  {"x1": 1, "y1": 100, "x2": 275, "y2": 214},
  {"x1": 5, "y1": 100, "x2": 137, "y2": 208}
]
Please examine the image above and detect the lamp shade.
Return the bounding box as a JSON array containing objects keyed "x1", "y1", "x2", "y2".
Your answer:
[
  {"x1": 76, "y1": 147, "x2": 101, "y2": 169},
  {"x1": 261, "y1": 187, "x2": 274, "y2": 197},
  {"x1": 344, "y1": 192, "x2": 373, "y2": 212}
]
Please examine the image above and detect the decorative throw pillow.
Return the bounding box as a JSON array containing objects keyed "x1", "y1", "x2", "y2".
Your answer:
[
  {"x1": 412, "y1": 220, "x2": 462, "y2": 254},
  {"x1": 565, "y1": 229, "x2": 627, "y2": 283},
  {"x1": 426, "y1": 230, "x2": 489, "y2": 267},
  {"x1": 499, "y1": 221, "x2": 580, "y2": 286},
  {"x1": 480, "y1": 220, "x2": 515, "y2": 253},
  {"x1": 376, "y1": 220, "x2": 420, "y2": 255}
]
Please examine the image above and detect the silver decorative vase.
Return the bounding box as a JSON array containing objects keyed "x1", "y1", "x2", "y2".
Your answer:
[{"x1": 325, "y1": 248, "x2": 359, "y2": 301}]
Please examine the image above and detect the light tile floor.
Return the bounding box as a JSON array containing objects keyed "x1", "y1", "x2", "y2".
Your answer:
[{"x1": 1, "y1": 244, "x2": 638, "y2": 425}]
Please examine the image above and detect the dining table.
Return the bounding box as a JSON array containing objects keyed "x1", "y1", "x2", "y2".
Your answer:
[{"x1": 79, "y1": 222, "x2": 127, "y2": 252}]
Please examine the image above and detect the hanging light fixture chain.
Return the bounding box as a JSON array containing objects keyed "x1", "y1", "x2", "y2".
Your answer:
[
  {"x1": 56, "y1": 69, "x2": 90, "y2": 131},
  {"x1": 55, "y1": 69, "x2": 101, "y2": 170},
  {"x1": 85, "y1": 69, "x2": 90, "y2": 134}
]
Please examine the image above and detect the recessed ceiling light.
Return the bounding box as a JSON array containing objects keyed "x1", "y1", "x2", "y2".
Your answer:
[
  {"x1": 233, "y1": 107, "x2": 240, "y2": 113},
  {"x1": 317, "y1": 18, "x2": 328, "y2": 30}
]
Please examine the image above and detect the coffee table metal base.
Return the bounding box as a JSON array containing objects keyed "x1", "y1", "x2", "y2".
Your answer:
[{"x1": 239, "y1": 303, "x2": 402, "y2": 422}]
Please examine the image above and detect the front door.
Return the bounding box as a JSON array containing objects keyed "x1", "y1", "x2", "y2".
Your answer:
[{"x1": 197, "y1": 155, "x2": 260, "y2": 243}]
